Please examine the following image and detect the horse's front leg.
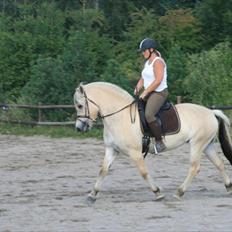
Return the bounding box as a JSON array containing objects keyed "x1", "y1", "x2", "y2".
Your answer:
[
  {"x1": 129, "y1": 149, "x2": 165, "y2": 200},
  {"x1": 87, "y1": 146, "x2": 117, "y2": 202}
]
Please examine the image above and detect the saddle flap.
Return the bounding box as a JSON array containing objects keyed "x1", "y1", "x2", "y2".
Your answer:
[
  {"x1": 159, "y1": 103, "x2": 180, "y2": 135},
  {"x1": 137, "y1": 99, "x2": 150, "y2": 134}
]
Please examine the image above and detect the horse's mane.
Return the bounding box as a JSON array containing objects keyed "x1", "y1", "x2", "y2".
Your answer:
[{"x1": 85, "y1": 82, "x2": 133, "y2": 101}]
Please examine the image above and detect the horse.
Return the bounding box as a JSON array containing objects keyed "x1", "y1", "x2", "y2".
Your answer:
[{"x1": 73, "y1": 81, "x2": 232, "y2": 201}]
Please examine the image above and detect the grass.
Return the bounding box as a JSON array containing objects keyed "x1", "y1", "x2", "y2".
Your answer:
[{"x1": 0, "y1": 122, "x2": 103, "y2": 139}]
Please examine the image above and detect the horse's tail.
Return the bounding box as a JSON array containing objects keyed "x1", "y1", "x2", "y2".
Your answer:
[{"x1": 213, "y1": 110, "x2": 232, "y2": 165}]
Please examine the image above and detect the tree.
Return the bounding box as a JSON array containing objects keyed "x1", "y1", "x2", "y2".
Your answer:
[
  {"x1": 166, "y1": 45, "x2": 188, "y2": 101},
  {"x1": 100, "y1": 59, "x2": 133, "y2": 94},
  {"x1": 0, "y1": 2, "x2": 66, "y2": 101},
  {"x1": 20, "y1": 29, "x2": 114, "y2": 120},
  {"x1": 183, "y1": 42, "x2": 232, "y2": 105},
  {"x1": 115, "y1": 7, "x2": 201, "y2": 93},
  {"x1": 98, "y1": 0, "x2": 136, "y2": 41},
  {"x1": 195, "y1": 0, "x2": 232, "y2": 48},
  {"x1": 158, "y1": 8, "x2": 202, "y2": 54},
  {"x1": 116, "y1": 8, "x2": 160, "y2": 86}
]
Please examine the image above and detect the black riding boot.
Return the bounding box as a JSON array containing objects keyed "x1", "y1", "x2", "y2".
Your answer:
[{"x1": 148, "y1": 121, "x2": 166, "y2": 153}]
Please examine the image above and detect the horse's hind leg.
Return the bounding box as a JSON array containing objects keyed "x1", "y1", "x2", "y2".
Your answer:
[
  {"x1": 129, "y1": 150, "x2": 165, "y2": 200},
  {"x1": 175, "y1": 141, "x2": 203, "y2": 199},
  {"x1": 204, "y1": 143, "x2": 232, "y2": 193},
  {"x1": 87, "y1": 146, "x2": 117, "y2": 201}
]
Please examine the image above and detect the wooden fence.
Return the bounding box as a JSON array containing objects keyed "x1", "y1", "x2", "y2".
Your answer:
[
  {"x1": 0, "y1": 103, "x2": 75, "y2": 126},
  {"x1": 0, "y1": 103, "x2": 232, "y2": 126}
]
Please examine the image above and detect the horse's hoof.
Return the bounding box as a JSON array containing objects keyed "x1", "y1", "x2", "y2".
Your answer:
[
  {"x1": 173, "y1": 194, "x2": 182, "y2": 201},
  {"x1": 153, "y1": 187, "x2": 165, "y2": 201},
  {"x1": 226, "y1": 188, "x2": 232, "y2": 194},
  {"x1": 155, "y1": 194, "x2": 165, "y2": 201},
  {"x1": 225, "y1": 183, "x2": 232, "y2": 194},
  {"x1": 86, "y1": 194, "x2": 97, "y2": 205},
  {"x1": 174, "y1": 188, "x2": 184, "y2": 200}
]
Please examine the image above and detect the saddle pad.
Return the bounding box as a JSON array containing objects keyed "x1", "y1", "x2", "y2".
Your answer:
[
  {"x1": 138, "y1": 100, "x2": 181, "y2": 136},
  {"x1": 158, "y1": 103, "x2": 180, "y2": 135}
]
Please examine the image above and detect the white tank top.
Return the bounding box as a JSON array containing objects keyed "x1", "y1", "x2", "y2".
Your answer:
[{"x1": 141, "y1": 57, "x2": 167, "y2": 92}]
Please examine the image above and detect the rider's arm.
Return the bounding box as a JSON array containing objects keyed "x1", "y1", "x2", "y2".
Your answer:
[{"x1": 134, "y1": 78, "x2": 144, "y2": 95}]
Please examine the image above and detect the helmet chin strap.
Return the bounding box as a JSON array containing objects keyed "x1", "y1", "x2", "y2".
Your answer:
[{"x1": 146, "y1": 49, "x2": 154, "y2": 60}]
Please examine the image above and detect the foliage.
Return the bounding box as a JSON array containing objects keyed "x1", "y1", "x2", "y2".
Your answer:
[
  {"x1": 0, "y1": 2, "x2": 66, "y2": 101},
  {"x1": 195, "y1": 0, "x2": 232, "y2": 48},
  {"x1": 158, "y1": 8, "x2": 202, "y2": 54},
  {"x1": 0, "y1": 0, "x2": 232, "y2": 130},
  {"x1": 184, "y1": 42, "x2": 232, "y2": 106},
  {"x1": 101, "y1": 59, "x2": 133, "y2": 94},
  {"x1": 115, "y1": 8, "x2": 161, "y2": 87},
  {"x1": 20, "y1": 29, "x2": 113, "y2": 120},
  {"x1": 166, "y1": 45, "x2": 188, "y2": 101}
]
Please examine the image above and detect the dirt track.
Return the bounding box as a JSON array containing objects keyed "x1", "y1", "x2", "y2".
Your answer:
[{"x1": 0, "y1": 134, "x2": 232, "y2": 232}]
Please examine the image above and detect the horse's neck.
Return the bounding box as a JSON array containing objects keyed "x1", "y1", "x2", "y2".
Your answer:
[{"x1": 87, "y1": 85, "x2": 133, "y2": 113}]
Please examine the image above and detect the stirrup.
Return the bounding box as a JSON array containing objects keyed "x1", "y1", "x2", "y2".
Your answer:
[
  {"x1": 154, "y1": 141, "x2": 166, "y2": 154},
  {"x1": 153, "y1": 145, "x2": 158, "y2": 155}
]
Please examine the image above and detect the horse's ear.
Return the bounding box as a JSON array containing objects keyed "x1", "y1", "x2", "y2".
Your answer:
[
  {"x1": 79, "y1": 84, "x2": 84, "y2": 94},
  {"x1": 77, "y1": 83, "x2": 84, "y2": 94}
]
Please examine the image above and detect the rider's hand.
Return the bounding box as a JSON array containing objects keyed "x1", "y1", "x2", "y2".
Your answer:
[
  {"x1": 140, "y1": 91, "x2": 147, "y2": 100},
  {"x1": 134, "y1": 88, "x2": 138, "y2": 95}
]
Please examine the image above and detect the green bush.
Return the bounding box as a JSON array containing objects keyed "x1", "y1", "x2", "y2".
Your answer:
[
  {"x1": 184, "y1": 42, "x2": 232, "y2": 106},
  {"x1": 20, "y1": 29, "x2": 113, "y2": 121},
  {"x1": 166, "y1": 45, "x2": 188, "y2": 102}
]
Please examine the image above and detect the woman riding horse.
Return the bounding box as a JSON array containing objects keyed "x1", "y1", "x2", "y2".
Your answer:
[
  {"x1": 74, "y1": 82, "x2": 232, "y2": 201},
  {"x1": 134, "y1": 38, "x2": 168, "y2": 153}
]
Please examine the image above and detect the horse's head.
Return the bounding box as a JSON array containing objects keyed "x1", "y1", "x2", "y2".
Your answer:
[{"x1": 73, "y1": 84, "x2": 99, "y2": 132}]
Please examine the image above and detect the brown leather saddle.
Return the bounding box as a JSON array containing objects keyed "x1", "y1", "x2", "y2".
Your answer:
[
  {"x1": 137, "y1": 99, "x2": 181, "y2": 156},
  {"x1": 137, "y1": 99, "x2": 181, "y2": 137}
]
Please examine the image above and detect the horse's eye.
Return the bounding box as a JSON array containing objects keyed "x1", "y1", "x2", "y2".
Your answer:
[{"x1": 77, "y1": 104, "x2": 83, "y2": 109}]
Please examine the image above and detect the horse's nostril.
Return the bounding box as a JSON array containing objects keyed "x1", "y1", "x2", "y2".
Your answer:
[{"x1": 76, "y1": 126, "x2": 82, "y2": 132}]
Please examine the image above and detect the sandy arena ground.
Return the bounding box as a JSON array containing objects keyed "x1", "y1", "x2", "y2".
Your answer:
[{"x1": 0, "y1": 134, "x2": 232, "y2": 232}]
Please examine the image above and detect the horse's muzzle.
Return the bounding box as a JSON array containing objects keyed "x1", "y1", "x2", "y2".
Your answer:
[{"x1": 75, "y1": 119, "x2": 89, "y2": 132}]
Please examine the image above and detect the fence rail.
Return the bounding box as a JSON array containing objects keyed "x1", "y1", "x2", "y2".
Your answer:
[
  {"x1": 0, "y1": 103, "x2": 232, "y2": 126},
  {"x1": 0, "y1": 103, "x2": 76, "y2": 126},
  {"x1": 0, "y1": 104, "x2": 74, "y2": 109},
  {"x1": 0, "y1": 119, "x2": 75, "y2": 126},
  {"x1": 208, "y1": 106, "x2": 232, "y2": 110}
]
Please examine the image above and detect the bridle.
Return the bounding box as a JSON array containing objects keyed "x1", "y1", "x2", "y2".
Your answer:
[{"x1": 75, "y1": 89, "x2": 137, "y2": 123}]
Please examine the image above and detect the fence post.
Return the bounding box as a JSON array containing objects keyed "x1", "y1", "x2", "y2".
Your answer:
[
  {"x1": 38, "y1": 102, "x2": 42, "y2": 122},
  {"x1": 177, "y1": 96, "x2": 182, "y2": 104}
]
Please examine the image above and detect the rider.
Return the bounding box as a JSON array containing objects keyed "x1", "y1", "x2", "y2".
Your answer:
[{"x1": 134, "y1": 38, "x2": 169, "y2": 153}]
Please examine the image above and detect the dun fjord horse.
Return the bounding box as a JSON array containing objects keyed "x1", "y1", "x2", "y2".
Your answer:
[{"x1": 74, "y1": 82, "x2": 232, "y2": 201}]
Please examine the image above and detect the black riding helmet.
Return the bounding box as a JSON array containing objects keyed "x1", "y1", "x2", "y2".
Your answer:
[{"x1": 138, "y1": 38, "x2": 157, "y2": 52}]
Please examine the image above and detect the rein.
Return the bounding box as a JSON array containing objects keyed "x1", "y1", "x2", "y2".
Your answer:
[
  {"x1": 78, "y1": 89, "x2": 137, "y2": 123},
  {"x1": 101, "y1": 100, "x2": 136, "y2": 121}
]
